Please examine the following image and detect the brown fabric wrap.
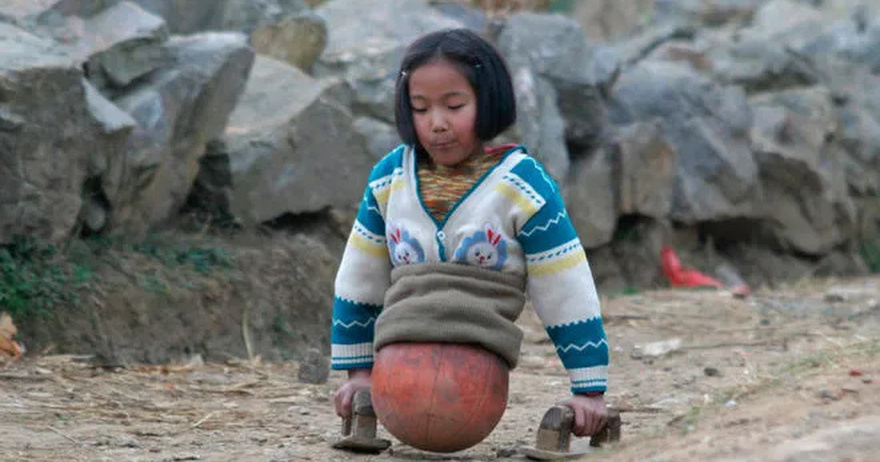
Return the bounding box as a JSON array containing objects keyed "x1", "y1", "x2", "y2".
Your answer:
[{"x1": 374, "y1": 262, "x2": 527, "y2": 368}]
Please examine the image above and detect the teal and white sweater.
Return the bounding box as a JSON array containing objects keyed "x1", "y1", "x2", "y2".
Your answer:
[{"x1": 330, "y1": 144, "x2": 609, "y2": 393}]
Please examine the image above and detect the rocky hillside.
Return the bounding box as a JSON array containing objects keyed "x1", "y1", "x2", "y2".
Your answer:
[{"x1": 0, "y1": 0, "x2": 879, "y2": 362}]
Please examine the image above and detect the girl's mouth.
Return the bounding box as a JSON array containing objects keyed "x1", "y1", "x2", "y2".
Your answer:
[{"x1": 431, "y1": 140, "x2": 457, "y2": 149}]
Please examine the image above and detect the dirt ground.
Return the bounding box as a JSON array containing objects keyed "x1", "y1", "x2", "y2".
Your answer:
[{"x1": 2, "y1": 276, "x2": 879, "y2": 462}]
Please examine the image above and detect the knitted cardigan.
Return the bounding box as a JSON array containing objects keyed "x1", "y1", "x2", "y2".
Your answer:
[{"x1": 330, "y1": 144, "x2": 609, "y2": 393}]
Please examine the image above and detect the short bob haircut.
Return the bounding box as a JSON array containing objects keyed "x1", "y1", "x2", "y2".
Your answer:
[{"x1": 394, "y1": 29, "x2": 516, "y2": 150}]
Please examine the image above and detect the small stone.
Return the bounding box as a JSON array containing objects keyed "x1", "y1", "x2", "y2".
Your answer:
[
  {"x1": 297, "y1": 348, "x2": 329, "y2": 384},
  {"x1": 725, "y1": 399, "x2": 737, "y2": 407},
  {"x1": 704, "y1": 366, "x2": 722, "y2": 377},
  {"x1": 496, "y1": 446, "x2": 518, "y2": 457},
  {"x1": 824, "y1": 287, "x2": 848, "y2": 302},
  {"x1": 819, "y1": 389, "x2": 836, "y2": 400},
  {"x1": 116, "y1": 436, "x2": 140, "y2": 448}
]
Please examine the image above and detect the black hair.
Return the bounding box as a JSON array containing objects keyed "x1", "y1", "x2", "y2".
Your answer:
[{"x1": 394, "y1": 29, "x2": 516, "y2": 149}]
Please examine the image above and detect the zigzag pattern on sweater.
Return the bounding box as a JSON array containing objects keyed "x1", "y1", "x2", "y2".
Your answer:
[
  {"x1": 332, "y1": 317, "x2": 377, "y2": 329},
  {"x1": 520, "y1": 210, "x2": 567, "y2": 237},
  {"x1": 556, "y1": 338, "x2": 609, "y2": 353}
]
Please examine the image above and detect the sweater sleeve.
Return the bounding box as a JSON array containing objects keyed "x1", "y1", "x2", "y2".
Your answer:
[
  {"x1": 330, "y1": 156, "x2": 397, "y2": 370},
  {"x1": 513, "y1": 159, "x2": 609, "y2": 393}
]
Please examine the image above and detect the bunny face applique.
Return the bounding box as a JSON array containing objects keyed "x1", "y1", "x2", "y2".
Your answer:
[
  {"x1": 388, "y1": 225, "x2": 425, "y2": 266},
  {"x1": 453, "y1": 224, "x2": 509, "y2": 271}
]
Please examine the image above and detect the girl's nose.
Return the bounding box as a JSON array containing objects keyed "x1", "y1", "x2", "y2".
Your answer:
[{"x1": 430, "y1": 111, "x2": 448, "y2": 132}]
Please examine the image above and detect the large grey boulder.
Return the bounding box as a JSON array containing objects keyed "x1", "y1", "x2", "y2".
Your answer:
[
  {"x1": 0, "y1": 24, "x2": 102, "y2": 243},
  {"x1": 250, "y1": 12, "x2": 327, "y2": 72},
  {"x1": 836, "y1": 101, "x2": 880, "y2": 195},
  {"x1": 131, "y1": 0, "x2": 312, "y2": 39},
  {"x1": 57, "y1": 2, "x2": 170, "y2": 90},
  {"x1": 223, "y1": 56, "x2": 375, "y2": 225},
  {"x1": 0, "y1": 0, "x2": 117, "y2": 25},
  {"x1": 1, "y1": 2, "x2": 170, "y2": 90},
  {"x1": 497, "y1": 12, "x2": 617, "y2": 179},
  {"x1": 570, "y1": 0, "x2": 654, "y2": 41},
  {"x1": 506, "y1": 66, "x2": 568, "y2": 180},
  {"x1": 129, "y1": 0, "x2": 235, "y2": 34},
  {"x1": 109, "y1": 33, "x2": 254, "y2": 235},
  {"x1": 749, "y1": 87, "x2": 857, "y2": 255},
  {"x1": 81, "y1": 81, "x2": 137, "y2": 233},
  {"x1": 608, "y1": 61, "x2": 759, "y2": 224},
  {"x1": 565, "y1": 151, "x2": 617, "y2": 249},
  {"x1": 611, "y1": 121, "x2": 678, "y2": 219},
  {"x1": 313, "y1": 0, "x2": 462, "y2": 122},
  {"x1": 353, "y1": 116, "x2": 402, "y2": 161},
  {"x1": 651, "y1": 0, "x2": 768, "y2": 27}
]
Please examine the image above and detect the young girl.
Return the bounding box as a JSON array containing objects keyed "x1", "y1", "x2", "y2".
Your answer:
[{"x1": 330, "y1": 28, "x2": 609, "y2": 439}]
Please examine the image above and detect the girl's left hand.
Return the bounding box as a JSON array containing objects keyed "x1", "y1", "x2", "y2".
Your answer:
[{"x1": 559, "y1": 393, "x2": 607, "y2": 437}]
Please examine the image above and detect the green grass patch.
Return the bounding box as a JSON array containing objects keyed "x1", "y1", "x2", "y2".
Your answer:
[
  {"x1": 860, "y1": 239, "x2": 880, "y2": 273},
  {"x1": 0, "y1": 236, "x2": 93, "y2": 320},
  {"x1": 132, "y1": 235, "x2": 234, "y2": 275},
  {"x1": 0, "y1": 234, "x2": 235, "y2": 320}
]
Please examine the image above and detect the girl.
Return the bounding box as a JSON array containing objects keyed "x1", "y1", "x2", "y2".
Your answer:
[{"x1": 330, "y1": 28, "x2": 609, "y2": 439}]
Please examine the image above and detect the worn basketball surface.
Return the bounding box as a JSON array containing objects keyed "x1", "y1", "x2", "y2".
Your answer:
[{"x1": 371, "y1": 342, "x2": 509, "y2": 453}]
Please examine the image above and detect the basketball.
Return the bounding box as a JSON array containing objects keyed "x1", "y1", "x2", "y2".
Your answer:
[{"x1": 371, "y1": 342, "x2": 509, "y2": 453}]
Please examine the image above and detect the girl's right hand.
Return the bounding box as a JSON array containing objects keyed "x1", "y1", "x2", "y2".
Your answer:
[{"x1": 333, "y1": 368, "x2": 372, "y2": 418}]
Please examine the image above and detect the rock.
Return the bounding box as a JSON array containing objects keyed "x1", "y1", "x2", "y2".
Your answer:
[
  {"x1": 608, "y1": 60, "x2": 759, "y2": 224},
  {"x1": 67, "y1": 1, "x2": 170, "y2": 90},
  {"x1": 652, "y1": 0, "x2": 766, "y2": 27},
  {"x1": 835, "y1": 102, "x2": 880, "y2": 195},
  {"x1": 82, "y1": 80, "x2": 136, "y2": 177},
  {"x1": 250, "y1": 12, "x2": 327, "y2": 72},
  {"x1": 631, "y1": 338, "x2": 683, "y2": 359},
  {"x1": 611, "y1": 22, "x2": 697, "y2": 69},
  {"x1": 705, "y1": 36, "x2": 820, "y2": 93},
  {"x1": 223, "y1": 56, "x2": 375, "y2": 225},
  {"x1": 430, "y1": 0, "x2": 488, "y2": 32},
  {"x1": 750, "y1": 0, "x2": 825, "y2": 38},
  {"x1": 297, "y1": 348, "x2": 329, "y2": 384},
  {"x1": 570, "y1": 0, "x2": 654, "y2": 41},
  {"x1": 129, "y1": 0, "x2": 228, "y2": 34},
  {"x1": 82, "y1": 197, "x2": 109, "y2": 233},
  {"x1": 565, "y1": 150, "x2": 617, "y2": 249},
  {"x1": 611, "y1": 121, "x2": 678, "y2": 218},
  {"x1": 587, "y1": 217, "x2": 667, "y2": 292},
  {"x1": 0, "y1": 24, "x2": 98, "y2": 244},
  {"x1": 749, "y1": 87, "x2": 856, "y2": 255},
  {"x1": 109, "y1": 32, "x2": 254, "y2": 236},
  {"x1": 704, "y1": 366, "x2": 722, "y2": 377},
  {"x1": 497, "y1": 12, "x2": 615, "y2": 177},
  {"x1": 506, "y1": 66, "x2": 568, "y2": 180},
  {"x1": 0, "y1": 0, "x2": 118, "y2": 25},
  {"x1": 182, "y1": 141, "x2": 237, "y2": 228},
  {"x1": 353, "y1": 116, "x2": 402, "y2": 161},
  {"x1": 313, "y1": 0, "x2": 462, "y2": 123},
  {"x1": 115, "y1": 436, "x2": 140, "y2": 448},
  {"x1": 216, "y1": 0, "x2": 309, "y2": 34}
]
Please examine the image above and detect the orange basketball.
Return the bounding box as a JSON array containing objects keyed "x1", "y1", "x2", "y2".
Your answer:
[{"x1": 371, "y1": 342, "x2": 509, "y2": 453}]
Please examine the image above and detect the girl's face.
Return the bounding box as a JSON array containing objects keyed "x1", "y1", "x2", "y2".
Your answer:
[{"x1": 408, "y1": 58, "x2": 482, "y2": 167}]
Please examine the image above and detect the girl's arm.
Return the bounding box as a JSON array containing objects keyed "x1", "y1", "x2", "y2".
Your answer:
[
  {"x1": 330, "y1": 166, "x2": 393, "y2": 371},
  {"x1": 514, "y1": 164, "x2": 609, "y2": 394}
]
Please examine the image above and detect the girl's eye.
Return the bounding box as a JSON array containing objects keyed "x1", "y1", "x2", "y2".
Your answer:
[
  {"x1": 448, "y1": 104, "x2": 465, "y2": 110},
  {"x1": 412, "y1": 107, "x2": 427, "y2": 113}
]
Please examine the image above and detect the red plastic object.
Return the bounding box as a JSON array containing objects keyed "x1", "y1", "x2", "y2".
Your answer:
[
  {"x1": 371, "y1": 342, "x2": 509, "y2": 453},
  {"x1": 661, "y1": 246, "x2": 723, "y2": 289}
]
